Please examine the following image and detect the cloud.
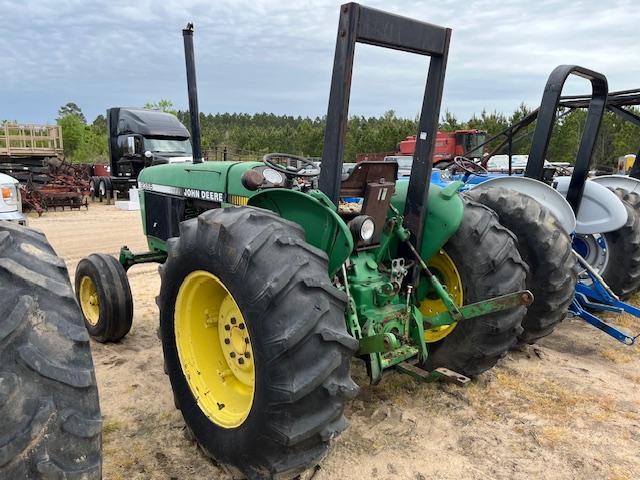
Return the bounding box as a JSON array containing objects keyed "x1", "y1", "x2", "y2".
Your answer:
[{"x1": 1, "y1": 0, "x2": 639, "y2": 125}]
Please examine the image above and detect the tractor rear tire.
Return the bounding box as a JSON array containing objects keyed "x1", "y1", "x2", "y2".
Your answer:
[
  {"x1": 421, "y1": 198, "x2": 528, "y2": 377},
  {"x1": 158, "y1": 207, "x2": 359, "y2": 479},
  {"x1": 75, "y1": 253, "x2": 134, "y2": 342},
  {"x1": 594, "y1": 188, "x2": 640, "y2": 298},
  {"x1": 621, "y1": 190, "x2": 640, "y2": 210},
  {"x1": 466, "y1": 186, "x2": 577, "y2": 344},
  {"x1": 0, "y1": 222, "x2": 102, "y2": 478}
]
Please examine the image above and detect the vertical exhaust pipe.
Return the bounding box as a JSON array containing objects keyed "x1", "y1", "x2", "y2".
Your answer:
[{"x1": 183, "y1": 23, "x2": 203, "y2": 163}]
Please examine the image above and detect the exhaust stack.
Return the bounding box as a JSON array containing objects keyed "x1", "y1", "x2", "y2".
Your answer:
[{"x1": 182, "y1": 23, "x2": 203, "y2": 163}]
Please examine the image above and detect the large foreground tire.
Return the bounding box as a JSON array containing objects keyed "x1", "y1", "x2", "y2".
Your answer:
[
  {"x1": 420, "y1": 198, "x2": 528, "y2": 377},
  {"x1": 75, "y1": 253, "x2": 134, "y2": 343},
  {"x1": 466, "y1": 186, "x2": 577, "y2": 344},
  {"x1": 0, "y1": 222, "x2": 101, "y2": 478},
  {"x1": 158, "y1": 207, "x2": 359, "y2": 480},
  {"x1": 574, "y1": 188, "x2": 640, "y2": 298}
]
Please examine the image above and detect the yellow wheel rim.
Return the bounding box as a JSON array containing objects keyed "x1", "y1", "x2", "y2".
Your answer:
[
  {"x1": 419, "y1": 250, "x2": 463, "y2": 343},
  {"x1": 79, "y1": 276, "x2": 100, "y2": 326},
  {"x1": 174, "y1": 270, "x2": 255, "y2": 428}
]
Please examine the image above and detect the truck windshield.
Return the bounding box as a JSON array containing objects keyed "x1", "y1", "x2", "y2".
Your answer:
[
  {"x1": 145, "y1": 138, "x2": 192, "y2": 155},
  {"x1": 465, "y1": 132, "x2": 485, "y2": 157},
  {"x1": 384, "y1": 156, "x2": 413, "y2": 169}
]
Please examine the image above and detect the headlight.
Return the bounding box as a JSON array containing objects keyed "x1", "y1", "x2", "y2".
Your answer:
[
  {"x1": 1, "y1": 184, "x2": 18, "y2": 207},
  {"x1": 349, "y1": 215, "x2": 375, "y2": 243},
  {"x1": 360, "y1": 218, "x2": 375, "y2": 241}
]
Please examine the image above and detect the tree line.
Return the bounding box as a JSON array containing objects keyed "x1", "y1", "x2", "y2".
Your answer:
[{"x1": 34, "y1": 101, "x2": 640, "y2": 168}]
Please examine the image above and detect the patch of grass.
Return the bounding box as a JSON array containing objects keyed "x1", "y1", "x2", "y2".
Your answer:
[
  {"x1": 103, "y1": 419, "x2": 123, "y2": 437},
  {"x1": 492, "y1": 371, "x2": 580, "y2": 418},
  {"x1": 600, "y1": 346, "x2": 638, "y2": 364},
  {"x1": 539, "y1": 426, "x2": 568, "y2": 447},
  {"x1": 608, "y1": 464, "x2": 633, "y2": 480}
]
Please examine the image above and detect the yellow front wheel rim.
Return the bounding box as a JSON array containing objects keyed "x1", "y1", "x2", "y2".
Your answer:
[
  {"x1": 79, "y1": 276, "x2": 100, "y2": 326},
  {"x1": 419, "y1": 250, "x2": 463, "y2": 343},
  {"x1": 174, "y1": 270, "x2": 255, "y2": 428}
]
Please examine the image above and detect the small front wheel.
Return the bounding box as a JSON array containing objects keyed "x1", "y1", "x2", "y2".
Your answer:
[{"x1": 75, "y1": 253, "x2": 133, "y2": 342}]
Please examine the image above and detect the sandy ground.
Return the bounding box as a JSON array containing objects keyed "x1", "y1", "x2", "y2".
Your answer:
[{"x1": 29, "y1": 203, "x2": 640, "y2": 480}]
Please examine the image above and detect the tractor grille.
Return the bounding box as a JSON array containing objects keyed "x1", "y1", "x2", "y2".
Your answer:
[{"x1": 144, "y1": 191, "x2": 185, "y2": 241}]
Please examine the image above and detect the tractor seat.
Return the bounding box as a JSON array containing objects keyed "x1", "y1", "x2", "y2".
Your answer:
[{"x1": 339, "y1": 161, "x2": 398, "y2": 197}]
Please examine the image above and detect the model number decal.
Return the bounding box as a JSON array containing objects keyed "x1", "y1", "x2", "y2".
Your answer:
[{"x1": 139, "y1": 182, "x2": 225, "y2": 202}]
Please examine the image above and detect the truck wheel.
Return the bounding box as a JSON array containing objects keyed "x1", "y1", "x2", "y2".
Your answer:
[
  {"x1": 97, "y1": 177, "x2": 112, "y2": 202},
  {"x1": 0, "y1": 222, "x2": 101, "y2": 478},
  {"x1": 574, "y1": 188, "x2": 640, "y2": 298},
  {"x1": 158, "y1": 207, "x2": 359, "y2": 479},
  {"x1": 466, "y1": 186, "x2": 577, "y2": 344},
  {"x1": 419, "y1": 198, "x2": 528, "y2": 377},
  {"x1": 75, "y1": 253, "x2": 133, "y2": 342},
  {"x1": 89, "y1": 176, "x2": 99, "y2": 200}
]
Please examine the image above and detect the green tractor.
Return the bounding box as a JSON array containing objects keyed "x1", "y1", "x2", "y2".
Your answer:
[{"x1": 75, "y1": 4, "x2": 532, "y2": 478}]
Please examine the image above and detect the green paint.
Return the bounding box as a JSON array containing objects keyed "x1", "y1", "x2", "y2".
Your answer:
[
  {"x1": 391, "y1": 181, "x2": 464, "y2": 261},
  {"x1": 137, "y1": 160, "x2": 260, "y2": 199},
  {"x1": 248, "y1": 189, "x2": 353, "y2": 276},
  {"x1": 424, "y1": 290, "x2": 533, "y2": 327},
  {"x1": 119, "y1": 246, "x2": 166, "y2": 271},
  {"x1": 357, "y1": 333, "x2": 400, "y2": 355}
]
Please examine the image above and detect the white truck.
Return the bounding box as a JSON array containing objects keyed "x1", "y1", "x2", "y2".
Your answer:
[{"x1": 0, "y1": 172, "x2": 27, "y2": 224}]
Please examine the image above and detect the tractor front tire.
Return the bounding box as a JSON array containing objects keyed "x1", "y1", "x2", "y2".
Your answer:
[
  {"x1": 75, "y1": 253, "x2": 133, "y2": 342},
  {"x1": 0, "y1": 222, "x2": 102, "y2": 478},
  {"x1": 158, "y1": 207, "x2": 359, "y2": 479},
  {"x1": 421, "y1": 198, "x2": 528, "y2": 377},
  {"x1": 466, "y1": 186, "x2": 577, "y2": 344}
]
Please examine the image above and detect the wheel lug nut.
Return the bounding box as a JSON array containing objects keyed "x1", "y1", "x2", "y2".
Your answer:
[
  {"x1": 224, "y1": 338, "x2": 230, "y2": 345},
  {"x1": 239, "y1": 323, "x2": 245, "y2": 330},
  {"x1": 230, "y1": 317, "x2": 237, "y2": 325},
  {"x1": 244, "y1": 352, "x2": 251, "y2": 358},
  {"x1": 244, "y1": 338, "x2": 249, "y2": 344},
  {"x1": 224, "y1": 325, "x2": 231, "y2": 331},
  {"x1": 238, "y1": 358, "x2": 244, "y2": 365},
  {"x1": 230, "y1": 352, "x2": 236, "y2": 358}
]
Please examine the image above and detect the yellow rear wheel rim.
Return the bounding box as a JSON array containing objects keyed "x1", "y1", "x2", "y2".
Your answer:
[
  {"x1": 419, "y1": 250, "x2": 463, "y2": 343},
  {"x1": 174, "y1": 270, "x2": 255, "y2": 428},
  {"x1": 79, "y1": 276, "x2": 100, "y2": 326}
]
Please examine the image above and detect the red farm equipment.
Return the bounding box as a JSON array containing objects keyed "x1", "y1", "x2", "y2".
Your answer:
[{"x1": 356, "y1": 129, "x2": 486, "y2": 168}]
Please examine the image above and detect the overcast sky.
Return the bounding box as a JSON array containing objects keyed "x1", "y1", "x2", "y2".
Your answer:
[{"x1": 2, "y1": 0, "x2": 639, "y2": 125}]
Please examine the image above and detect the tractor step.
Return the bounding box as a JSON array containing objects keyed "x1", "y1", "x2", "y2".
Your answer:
[{"x1": 396, "y1": 359, "x2": 470, "y2": 386}]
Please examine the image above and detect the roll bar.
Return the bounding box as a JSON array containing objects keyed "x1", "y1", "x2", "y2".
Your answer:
[{"x1": 524, "y1": 65, "x2": 608, "y2": 213}]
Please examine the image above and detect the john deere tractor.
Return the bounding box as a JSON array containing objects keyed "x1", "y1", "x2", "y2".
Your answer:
[{"x1": 75, "y1": 4, "x2": 532, "y2": 478}]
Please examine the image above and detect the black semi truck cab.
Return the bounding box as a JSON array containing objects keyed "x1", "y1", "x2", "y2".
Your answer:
[{"x1": 105, "y1": 107, "x2": 192, "y2": 194}]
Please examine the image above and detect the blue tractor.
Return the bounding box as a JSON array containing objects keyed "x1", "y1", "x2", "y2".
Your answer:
[{"x1": 424, "y1": 65, "x2": 640, "y2": 346}]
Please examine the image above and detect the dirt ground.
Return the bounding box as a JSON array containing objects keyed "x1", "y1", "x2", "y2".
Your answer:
[{"x1": 30, "y1": 203, "x2": 640, "y2": 480}]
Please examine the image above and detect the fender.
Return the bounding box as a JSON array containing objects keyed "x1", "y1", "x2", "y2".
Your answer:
[
  {"x1": 468, "y1": 176, "x2": 576, "y2": 235},
  {"x1": 554, "y1": 176, "x2": 627, "y2": 234},
  {"x1": 248, "y1": 188, "x2": 353, "y2": 276},
  {"x1": 394, "y1": 181, "x2": 464, "y2": 261},
  {"x1": 590, "y1": 174, "x2": 640, "y2": 195}
]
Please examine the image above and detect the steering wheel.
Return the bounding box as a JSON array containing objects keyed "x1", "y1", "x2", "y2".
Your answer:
[
  {"x1": 453, "y1": 156, "x2": 489, "y2": 176},
  {"x1": 263, "y1": 153, "x2": 320, "y2": 178}
]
